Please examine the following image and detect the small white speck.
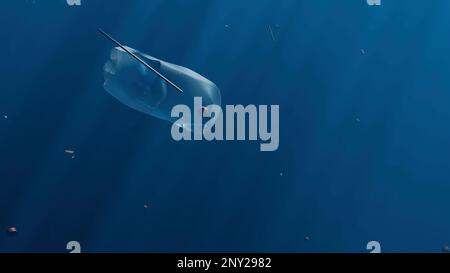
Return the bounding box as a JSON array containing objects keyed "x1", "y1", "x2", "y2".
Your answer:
[
  {"x1": 360, "y1": 49, "x2": 366, "y2": 55},
  {"x1": 356, "y1": 117, "x2": 360, "y2": 122},
  {"x1": 3, "y1": 115, "x2": 7, "y2": 119},
  {"x1": 280, "y1": 172, "x2": 283, "y2": 176}
]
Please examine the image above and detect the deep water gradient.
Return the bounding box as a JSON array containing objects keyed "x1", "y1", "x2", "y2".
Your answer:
[{"x1": 1, "y1": 0, "x2": 450, "y2": 252}]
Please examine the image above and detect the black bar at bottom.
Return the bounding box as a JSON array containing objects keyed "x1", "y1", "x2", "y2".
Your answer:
[{"x1": 0, "y1": 253, "x2": 445, "y2": 271}]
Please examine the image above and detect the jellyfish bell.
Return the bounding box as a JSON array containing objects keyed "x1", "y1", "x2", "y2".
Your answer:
[
  {"x1": 103, "y1": 46, "x2": 221, "y2": 130},
  {"x1": 6, "y1": 227, "x2": 17, "y2": 237}
]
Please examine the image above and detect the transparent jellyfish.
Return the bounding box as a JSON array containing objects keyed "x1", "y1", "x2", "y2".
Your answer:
[{"x1": 103, "y1": 46, "x2": 221, "y2": 129}]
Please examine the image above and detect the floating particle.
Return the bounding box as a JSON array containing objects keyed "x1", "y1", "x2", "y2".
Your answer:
[
  {"x1": 225, "y1": 24, "x2": 229, "y2": 28},
  {"x1": 6, "y1": 227, "x2": 17, "y2": 236},
  {"x1": 356, "y1": 117, "x2": 360, "y2": 122},
  {"x1": 304, "y1": 236, "x2": 310, "y2": 241},
  {"x1": 279, "y1": 172, "x2": 283, "y2": 176},
  {"x1": 360, "y1": 49, "x2": 366, "y2": 55},
  {"x1": 367, "y1": 0, "x2": 381, "y2": 6},
  {"x1": 442, "y1": 246, "x2": 450, "y2": 253},
  {"x1": 268, "y1": 25, "x2": 276, "y2": 42},
  {"x1": 65, "y1": 150, "x2": 76, "y2": 159},
  {"x1": 144, "y1": 204, "x2": 149, "y2": 209},
  {"x1": 3, "y1": 115, "x2": 7, "y2": 119},
  {"x1": 67, "y1": 0, "x2": 81, "y2": 6}
]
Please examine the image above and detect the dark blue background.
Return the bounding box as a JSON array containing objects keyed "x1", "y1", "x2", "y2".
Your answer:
[{"x1": 0, "y1": 0, "x2": 449, "y2": 252}]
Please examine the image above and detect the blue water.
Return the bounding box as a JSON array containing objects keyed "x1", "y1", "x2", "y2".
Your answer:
[{"x1": 1, "y1": 0, "x2": 450, "y2": 253}]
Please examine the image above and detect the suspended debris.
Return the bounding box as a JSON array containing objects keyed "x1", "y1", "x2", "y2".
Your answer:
[{"x1": 6, "y1": 227, "x2": 17, "y2": 236}]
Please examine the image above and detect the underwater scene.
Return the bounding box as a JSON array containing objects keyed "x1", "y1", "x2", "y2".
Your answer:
[{"x1": 0, "y1": 0, "x2": 449, "y2": 253}]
